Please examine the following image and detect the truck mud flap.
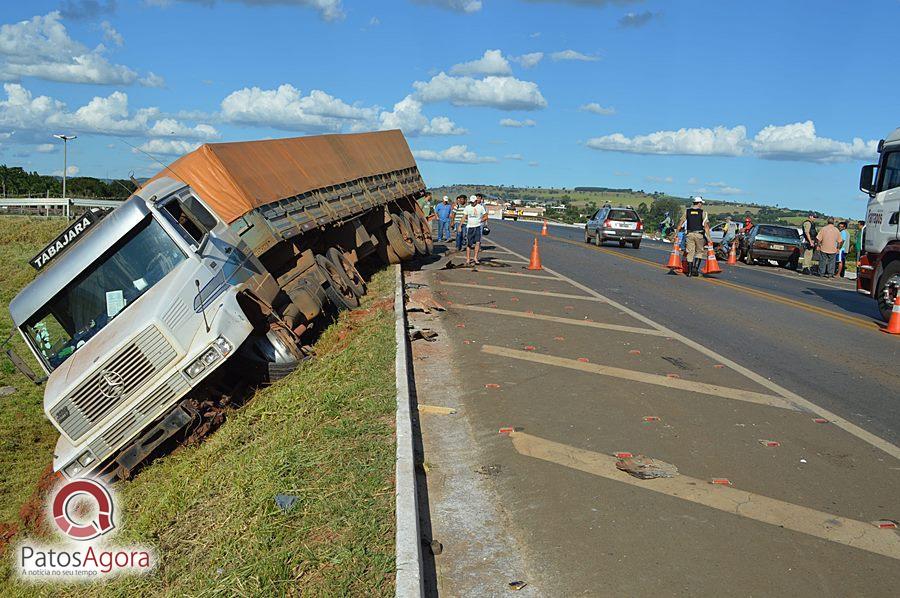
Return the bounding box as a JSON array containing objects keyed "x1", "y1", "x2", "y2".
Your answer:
[{"x1": 115, "y1": 402, "x2": 198, "y2": 478}]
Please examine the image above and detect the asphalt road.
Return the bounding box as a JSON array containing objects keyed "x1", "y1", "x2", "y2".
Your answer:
[{"x1": 491, "y1": 220, "x2": 899, "y2": 446}]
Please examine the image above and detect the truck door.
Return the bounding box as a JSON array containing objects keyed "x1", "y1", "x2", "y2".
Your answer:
[{"x1": 872, "y1": 150, "x2": 900, "y2": 251}]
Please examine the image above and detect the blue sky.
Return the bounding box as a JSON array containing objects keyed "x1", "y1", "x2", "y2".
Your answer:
[{"x1": 0, "y1": 0, "x2": 895, "y2": 217}]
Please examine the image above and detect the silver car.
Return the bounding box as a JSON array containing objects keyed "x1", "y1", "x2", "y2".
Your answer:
[{"x1": 584, "y1": 205, "x2": 643, "y2": 249}]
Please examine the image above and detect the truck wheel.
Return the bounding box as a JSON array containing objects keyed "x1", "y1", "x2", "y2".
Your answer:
[
  {"x1": 239, "y1": 325, "x2": 307, "y2": 383},
  {"x1": 414, "y1": 212, "x2": 434, "y2": 254},
  {"x1": 316, "y1": 253, "x2": 360, "y2": 311},
  {"x1": 876, "y1": 261, "x2": 900, "y2": 321},
  {"x1": 385, "y1": 213, "x2": 415, "y2": 261},
  {"x1": 326, "y1": 247, "x2": 366, "y2": 297},
  {"x1": 404, "y1": 212, "x2": 428, "y2": 255}
]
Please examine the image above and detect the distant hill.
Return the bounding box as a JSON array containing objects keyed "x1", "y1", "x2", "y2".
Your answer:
[
  {"x1": 428, "y1": 183, "x2": 854, "y2": 229},
  {"x1": 0, "y1": 165, "x2": 135, "y2": 199}
]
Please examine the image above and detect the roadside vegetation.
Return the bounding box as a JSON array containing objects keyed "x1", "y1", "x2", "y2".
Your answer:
[{"x1": 0, "y1": 216, "x2": 398, "y2": 596}]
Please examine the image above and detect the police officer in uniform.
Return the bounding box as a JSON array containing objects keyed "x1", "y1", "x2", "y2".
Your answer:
[{"x1": 674, "y1": 196, "x2": 712, "y2": 277}]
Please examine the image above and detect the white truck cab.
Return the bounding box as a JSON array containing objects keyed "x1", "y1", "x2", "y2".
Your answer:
[{"x1": 858, "y1": 128, "x2": 900, "y2": 320}]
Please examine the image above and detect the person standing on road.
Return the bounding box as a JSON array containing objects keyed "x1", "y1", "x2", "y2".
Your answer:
[
  {"x1": 451, "y1": 195, "x2": 467, "y2": 252},
  {"x1": 816, "y1": 217, "x2": 841, "y2": 278},
  {"x1": 836, "y1": 221, "x2": 850, "y2": 277},
  {"x1": 856, "y1": 219, "x2": 866, "y2": 261},
  {"x1": 433, "y1": 196, "x2": 453, "y2": 242},
  {"x1": 721, "y1": 216, "x2": 736, "y2": 255},
  {"x1": 463, "y1": 195, "x2": 487, "y2": 266},
  {"x1": 674, "y1": 196, "x2": 711, "y2": 277},
  {"x1": 801, "y1": 213, "x2": 818, "y2": 275}
]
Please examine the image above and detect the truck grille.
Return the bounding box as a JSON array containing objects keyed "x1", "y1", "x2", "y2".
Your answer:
[
  {"x1": 54, "y1": 326, "x2": 177, "y2": 441},
  {"x1": 87, "y1": 372, "x2": 189, "y2": 462}
]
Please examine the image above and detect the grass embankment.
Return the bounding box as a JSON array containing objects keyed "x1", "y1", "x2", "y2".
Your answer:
[{"x1": 0, "y1": 216, "x2": 398, "y2": 596}]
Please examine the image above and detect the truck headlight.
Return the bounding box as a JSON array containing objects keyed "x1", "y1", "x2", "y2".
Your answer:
[{"x1": 184, "y1": 337, "x2": 230, "y2": 379}]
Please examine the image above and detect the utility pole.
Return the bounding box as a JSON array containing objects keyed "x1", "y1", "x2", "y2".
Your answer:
[{"x1": 53, "y1": 134, "x2": 76, "y2": 217}]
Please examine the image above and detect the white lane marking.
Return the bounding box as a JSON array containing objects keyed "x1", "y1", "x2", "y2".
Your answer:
[
  {"x1": 471, "y1": 269, "x2": 558, "y2": 280},
  {"x1": 511, "y1": 432, "x2": 900, "y2": 561},
  {"x1": 442, "y1": 281, "x2": 604, "y2": 302},
  {"x1": 491, "y1": 239, "x2": 900, "y2": 461},
  {"x1": 482, "y1": 345, "x2": 797, "y2": 410},
  {"x1": 453, "y1": 304, "x2": 666, "y2": 336}
]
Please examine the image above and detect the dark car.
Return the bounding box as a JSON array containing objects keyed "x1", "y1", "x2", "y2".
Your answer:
[
  {"x1": 584, "y1": 205, "x2": 643, "y2": 248},
  {"x1": 739, "y1": 224, "x2": 803, "y2": 269}
]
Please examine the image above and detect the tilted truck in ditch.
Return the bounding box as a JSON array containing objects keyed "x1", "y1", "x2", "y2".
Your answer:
[
  {"x1": 858, "y1": 128, "x2": 900, "y2": 320},
  {"x1": 8, "y1": 130, "x2": 433, "y2": 480}
]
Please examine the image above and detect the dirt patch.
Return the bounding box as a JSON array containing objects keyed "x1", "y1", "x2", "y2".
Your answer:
[{"x1": 0, "y1": 462, "x2": 60, "y2": 555}]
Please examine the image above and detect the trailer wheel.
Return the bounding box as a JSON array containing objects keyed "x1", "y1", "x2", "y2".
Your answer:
[
  {"x1": 405, "y1": 212, "x2": 428, "y2": 255},
  {"x1": 876, "y1": 261, "x2": 900, "y2": 321},
  {"x1": 385, "y1": 213, "x2": 415, "y2": 261},
  {"x1": 326, "y1": 247, "x2": 366, "y2": 297},
  {"x1": 239, "y1": 325, "x2": 307, "y2": 383},
  {"x1": 414, "y1": 212, "x2": 434, "y2": 254},
  {"x1": 316, "y1": 253, "x2": 360, "y2": 311}
]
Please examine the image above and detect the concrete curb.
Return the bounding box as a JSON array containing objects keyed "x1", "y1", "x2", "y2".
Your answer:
[{"x1": 393, "y1": 264, "x2": 424, "y2": 597}]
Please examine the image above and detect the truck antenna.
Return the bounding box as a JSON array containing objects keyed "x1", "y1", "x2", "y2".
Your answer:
[{"x1": 118, "y1": 138, "x2": 191, "y2": 188}]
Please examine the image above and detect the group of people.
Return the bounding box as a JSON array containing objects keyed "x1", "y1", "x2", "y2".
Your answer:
[
  {"x1": 800, "y1": 213, "x2": 859, "y2": 278},
  {"x1": 419, "y1": 192, "x2": 490, "y2": 266}
]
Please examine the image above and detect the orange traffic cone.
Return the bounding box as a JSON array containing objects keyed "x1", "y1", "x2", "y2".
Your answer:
[
  {"x1": 726, "y1": 242, "x2": 737, "y2": 265},
  {"x1": 665, "y1": 244, "x2": 682, "y2": 273},
  {"x1": 882, "y1": 294, "x2": 900, "y2": 335},
  {"x1": 541, "y1": 220, "x2": 548, "y2": 236},
  {"x1": 528, "y1": 238, "x2": 543, "y2": 270},
  {"x1": 701, "y1": 244, "x2": 722, "y2": 275}
]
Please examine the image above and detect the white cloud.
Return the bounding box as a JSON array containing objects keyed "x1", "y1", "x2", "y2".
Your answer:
[
  {"x1": 528, "y1": 160, "x2": 539, "y2": 167},
  {"x1": 580, "y1": 102, "x2": 615, "y2": 115},
  {"x1": 413, "y1": 72, "x2": 547, "y2": 110},
  {"x1": 149, "y1": 0, "x2": 345, "y2": 21},
  {"x1": 586, "y1": 120, "x2": 877, "y2": 164},
  {"x1": 0, "y1": 83, "x2": 218, "y2": 141},
  {"x1": 379, "y1": 95, "x2": 465, "y2": 136},
  {"x1": 100, "y1": 20, "x2": 123, "y2": 46},
  {"x1": 511, "y1": 52, "x2": 544, "y2": 68},
  {"x1": 505, "y1": 153, "x2": 523, "y2": 160},
  {"x1": 139, "y1": 72, "x2": 165, "y2": 88},
  {"x1": 0, "y1": 12, "x2": 155, "y2": 86},
  {"x1": 645, "y1": 175, "x2": 673, "y2": 184},
  {"x1": 450, "y1": 49, "x2": 512, "y2": 76},
  {"x1": 36, "y1": 143, "x2": 56, "y2": 153},
  {"x1": 60, "y1": 1, "x2": 117, "y2": 20},
  {"x1": 751, "y1": 121, "x2": 877, "y2": 163},
  {"x1": 411, "y1": 0, "x2": 482, "y2": 13},
  {"x1": 619, "y1": 11, "x2": 655, "y2": 28},
  {"x1": 687, "y1": 177, "x2": 698, "y2": 184},
  {"x1": 413, "y1": 145, "x2": 497, "y2": 164},
  {"x1": 137, "y1": 139, "x2": 202, "y2": 156},
  {"x1": 551, "y1": 49, "x2": 599, "y2": 62},
  {"x1": 220, "y1": 84, "x2": 378, "y2": 132},
  {"x1": 586, "y1": 125, "x2": 748, "y2": 157},
  {"x1": 499, "y1": 118, "x2": 536, "y2": 128},
  {"x1": 54, "y1": 165, "x2": 79, "y2": 176}
]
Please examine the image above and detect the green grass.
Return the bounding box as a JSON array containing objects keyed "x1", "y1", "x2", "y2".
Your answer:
[
  {"x1": 0, "y1": 217, "x2": 66, "y2": 533},
  {"x1": 0, "y1": 217, "x2": 398, "y2": 596}
]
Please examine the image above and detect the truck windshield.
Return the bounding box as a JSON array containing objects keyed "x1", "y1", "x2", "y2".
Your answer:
[{"x1": 23, "y1": 216, "x2": 186, "y2": 371}]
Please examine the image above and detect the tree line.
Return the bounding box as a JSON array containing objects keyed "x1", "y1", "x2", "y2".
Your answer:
[{"x1": 0, "y1": 165, "x2": 135, "y2": 199}]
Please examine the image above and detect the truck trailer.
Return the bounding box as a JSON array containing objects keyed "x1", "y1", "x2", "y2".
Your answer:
[
  {"x1": 858, "y1": 128, "x2": 900, "y2": 320},
  {"x1": 8, "y1": 130, "x2": 433, "y2": 480}
]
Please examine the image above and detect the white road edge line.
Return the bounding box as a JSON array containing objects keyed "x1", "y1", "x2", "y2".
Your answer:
[{"x1": 490, "y1": 239, "x2": 900, "y2": 461}]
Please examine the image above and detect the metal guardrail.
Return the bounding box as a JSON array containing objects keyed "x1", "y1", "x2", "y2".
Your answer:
[{"x1": 0, "y1": 197, "x2": 125, "y2": 217}]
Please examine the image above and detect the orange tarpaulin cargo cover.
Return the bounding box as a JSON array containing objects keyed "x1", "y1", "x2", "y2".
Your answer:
[{"x1": 147, "y1": 130, "x2": 419, "y2": 224}]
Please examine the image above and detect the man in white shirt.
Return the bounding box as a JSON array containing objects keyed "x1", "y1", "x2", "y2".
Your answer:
[{"x1": 463, "y1": 195, "x2": 488, "y2": 265}]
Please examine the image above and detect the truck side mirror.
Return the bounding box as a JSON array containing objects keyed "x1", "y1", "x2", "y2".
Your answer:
[
  {"x1": 5, "y1": 348, "x2": 46, "y2": 385},
  {"x1": 860, "y1": 164, "x2": 877, "y2": 197}
]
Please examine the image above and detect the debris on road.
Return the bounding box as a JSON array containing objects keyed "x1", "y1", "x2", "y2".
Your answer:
[
  {"x1": 758, "y1": 439, "x2": 781, "y2": 447},
  {"x1": 813, "y1": 418, "x2": 830, "y2": 424},
  {"x1": 614, "y1": 451, "x2": 634, "y2": 458},
  {"x1": 406, "y1": 287, "x2": 446, "y2": 313},
  {"x1": 408, "y1": 326, "x2": 438, "y2": 342},
  {"x1": 615, "y1": 455, "x2": 679, "y2": 479},
  {"x1": 274, "y1": 494, "x2": 298, "y2": 512},
  {"x1": 872, "y1": 519, "x2": 898, "y2": 529},
  {"x1": 710, "y1": 478, "x2": 733, "y2": 486},
  {"x1": 508, "y1": 580, "x2": 528, "y2": 591},
  {"x1": 475, "y1": 464, "x2": 502, "y2": 476},
  {"x1": 642, "y1": 416, "x2": 661, "y2": 422},
  {"x1": 485, "y1": 383, "x2": 502, "y2": 389}
]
